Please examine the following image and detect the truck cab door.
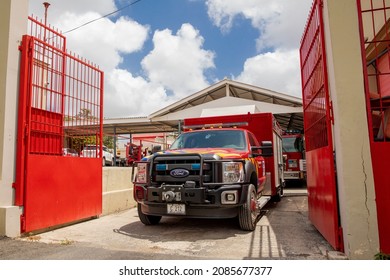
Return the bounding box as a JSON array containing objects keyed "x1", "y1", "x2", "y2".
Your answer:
[{"x1": 248, "y1": 133, "x2": 266, "y2": 191}]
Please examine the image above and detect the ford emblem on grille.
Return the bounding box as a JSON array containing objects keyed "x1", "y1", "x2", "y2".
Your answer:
[{"x1": 170, "y1": 168, "x2": 190, "y2": 178}]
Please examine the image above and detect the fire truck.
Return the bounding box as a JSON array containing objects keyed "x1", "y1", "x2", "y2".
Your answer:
[
  {"x1": 132, "y1": 113, "x2": 284, "y2": 231},
  {"x1": 282, "y1": 131, "x2": 306, "y2": 183},
  {"x1": 126, "y1": 143, "x2": 142, "y2": 166}
]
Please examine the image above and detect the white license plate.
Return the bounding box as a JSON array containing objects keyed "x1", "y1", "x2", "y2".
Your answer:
[{"x1": 167, "y1": 204, "x2": 186, "y2": 215}]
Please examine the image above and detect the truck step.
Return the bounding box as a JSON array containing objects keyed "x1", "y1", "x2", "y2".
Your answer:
[{"x1": 257, "y1": 196, "x2": 271, "y2": 209}]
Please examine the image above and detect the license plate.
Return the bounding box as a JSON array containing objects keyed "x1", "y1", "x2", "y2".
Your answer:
[{"x1": 167, "y1": 204, "x2": 186, "y2": 215}]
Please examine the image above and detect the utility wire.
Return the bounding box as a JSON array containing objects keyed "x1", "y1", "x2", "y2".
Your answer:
[{"x1": 62, "y1": 0, "x2": 143, "y2": 35}]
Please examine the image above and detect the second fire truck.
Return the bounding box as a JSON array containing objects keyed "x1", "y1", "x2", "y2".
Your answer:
[{"x1": 282, "y1": 131, "x2": 306, "y2": 183}]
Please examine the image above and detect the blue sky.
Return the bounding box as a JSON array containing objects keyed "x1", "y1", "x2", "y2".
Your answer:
[
  {"x1": 121, "y1": 0, "x2": 260, "y2": 78},
  {"x1": 29, "y1": 0, "x2": 313, "y2": 118}
]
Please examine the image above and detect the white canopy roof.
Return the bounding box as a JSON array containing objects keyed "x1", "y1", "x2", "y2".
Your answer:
[{"x1": 103, "y1": 79, "x2": 303, "y2": 135}]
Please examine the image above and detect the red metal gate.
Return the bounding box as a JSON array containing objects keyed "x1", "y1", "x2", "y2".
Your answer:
[
  {"x1": 14, "y1": 17, "x2": 104, "y2": 233},
  {"x1": 357, "y1": 0, "x2": 390, "y2": 254},
  {"x1": 300, "y1": 0, "x2": 343, "y2": 251}
]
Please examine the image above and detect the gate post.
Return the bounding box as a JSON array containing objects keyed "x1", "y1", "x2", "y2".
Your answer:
[
  {"x1": 321, "y1": 0, "x2": 379, "y2": 259},
  {"x1": 0, "y1": 0, "x2": 28, "y2": 237}
]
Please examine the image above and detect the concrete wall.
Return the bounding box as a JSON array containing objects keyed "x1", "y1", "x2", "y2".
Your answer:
[
  {"x1": 102, "y1": 167, "x2": 136, "y2": 216},
  {"x1": 0, "y1": 0, "x2": 28, "y2": 237},
  {"x1": 323, "y1": 0, "x2": 379, "y2": 259}
]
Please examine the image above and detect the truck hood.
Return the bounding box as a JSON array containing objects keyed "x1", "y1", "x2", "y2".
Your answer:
[{"x1": 142, "y1": 148, "x2": 246, "y2": 161}]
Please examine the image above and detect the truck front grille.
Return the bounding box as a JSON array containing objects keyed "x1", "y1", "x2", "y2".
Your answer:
[{"x1": 151, "y1": 154, "x2": 213, "y2": 185}]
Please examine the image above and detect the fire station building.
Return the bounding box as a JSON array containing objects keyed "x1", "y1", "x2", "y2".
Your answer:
[{"x1": 1, "y1": 0, "x2": 389, "y2": 259}]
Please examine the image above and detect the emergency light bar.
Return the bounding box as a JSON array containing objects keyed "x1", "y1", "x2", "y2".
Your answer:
[{"x1": 184, "y1": 122, "x2": 249, "y2": 130}]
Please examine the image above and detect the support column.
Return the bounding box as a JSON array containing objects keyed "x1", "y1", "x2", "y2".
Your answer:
[
  {"x1": 114, "y1": 126, "x2": 117, "y2": 165},
  {"x1": 323, "y1": 0, "x2": 379, "y2": 259},
  {"x1": 0, "y1": 0, "x2": 28, "y2": 237}
]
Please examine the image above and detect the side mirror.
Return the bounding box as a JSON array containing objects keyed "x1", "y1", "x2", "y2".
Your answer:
[{"x1": 251, "y1": 141, "x2": 273, "y2": 157}]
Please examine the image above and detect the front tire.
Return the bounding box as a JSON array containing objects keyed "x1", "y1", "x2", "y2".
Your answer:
[
  {"x1": 137, "y1": 203, "x2": 162, "y2": 225},
  {"x1": 238, "y1": 184, "x2": 259, "y2": 231}
]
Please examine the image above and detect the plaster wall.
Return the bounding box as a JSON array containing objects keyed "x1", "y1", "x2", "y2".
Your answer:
[
  {"x1": 0, "y1": 0, "x2": 28, "y2": 237},
  {"x1": 323, "y1": 0, "x2": 379, "y2": 259}
]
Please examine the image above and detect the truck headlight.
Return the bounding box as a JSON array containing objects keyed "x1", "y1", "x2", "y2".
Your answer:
[
  {"x1": 222, "y1": 162, "x2": 244, "y2": 183},
  {"x1": 135, "y1": 162, "x2": 149, "y2": 183}
]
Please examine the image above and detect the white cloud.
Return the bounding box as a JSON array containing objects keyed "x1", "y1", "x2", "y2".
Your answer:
[
  {"x1": 29, "y1": 0, "x2": 149, "y2": 73},
  {"x1": 206, "y1": 0, "x2": 311, "y2": 98},
  {"x1": 206, "y1": 0, "x2": 312, "y2": 51},
  {"x1": 206, "y1": 0, "x2": 281, "y2": 37},
  {"x1": 53, "y1": 11, "x2": 151, "y2": 118},
  {"x1": 56, "y1": 12, "x2": 149, "y2": 72},
  {"x1": 104, "y1": 22, "x2": 217, "y2": 117},
  {"x1": 28, "y1": 0, "x2": 216, "y2": 118},
  {"x1": 104, "y1": 69, "x2": 173, "y2": 118},
  {"x1": 141, "y1": 23, "x2": 215, "y2": 99},
  {"x1": 235, "y1": 49, "x2": 302, "y2": 98},
  {"x1": 28, "y1": 0, "x2": 158, "y2": 118}
]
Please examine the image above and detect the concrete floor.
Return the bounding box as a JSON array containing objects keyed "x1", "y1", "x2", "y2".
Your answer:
[{"x1": 0, "y1": 186, "x2": 345, "y2": 260}]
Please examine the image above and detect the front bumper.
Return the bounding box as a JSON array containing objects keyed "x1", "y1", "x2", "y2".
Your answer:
[
  {"x1": 136, "y1": 183, "x2": 249, "y2": 218},
  {"x1": 139, "y1": 202, "x2": 240, "y2": 219},
  {"x1": 284, "y1": 171, "x2": 305, "y2": 180}
]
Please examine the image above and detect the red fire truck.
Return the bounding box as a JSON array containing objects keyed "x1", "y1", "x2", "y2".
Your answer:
[
  {"x1": 132, "y1": 112, "x2": 284, "y2": 231},
  {"x1": 126, "y1": 143, "x2": 142, "y2": 165},
  {"x1": 282, "y1": 131, "x2": 306, "y2": 183}
]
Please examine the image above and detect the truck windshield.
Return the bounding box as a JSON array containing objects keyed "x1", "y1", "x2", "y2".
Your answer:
[
  {"x1": 282, "y1": 136, "x2": 304, "y2": 152},
  {"x1": 170, "y1": 130, "x2": 247, "y2": 150}
]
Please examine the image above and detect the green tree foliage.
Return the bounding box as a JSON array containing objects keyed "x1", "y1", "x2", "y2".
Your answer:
[
  {"x1": 103, "y1": 135, "x2": 114, "y2": 149},
  {"x1": 70, "y1": 136, "x2": 96, "y2": 153},
  {"x1": 65, "y1": 108, "x2": 113, "y2": 152},
  {"x1": 77, "y1": 108, "x2": 96, "y2": 120}
]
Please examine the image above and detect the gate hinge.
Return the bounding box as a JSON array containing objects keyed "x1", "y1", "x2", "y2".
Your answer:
[{"x1": 19, "y1": 36, "x2": 34, "y2": 52}]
